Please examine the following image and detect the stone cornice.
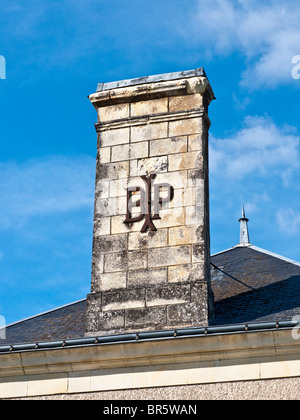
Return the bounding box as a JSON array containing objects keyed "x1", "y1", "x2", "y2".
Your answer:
[{"x1": 89, "y1": 75, "x2": 215, "y2": 109}]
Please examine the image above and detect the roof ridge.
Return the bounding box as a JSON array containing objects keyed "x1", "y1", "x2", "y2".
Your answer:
[{"x1": 248, "y1": 245, "x2": 300, "y2": 267}]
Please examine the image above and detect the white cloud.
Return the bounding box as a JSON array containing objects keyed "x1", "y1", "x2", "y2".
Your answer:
[
  {"x1": 277, "y1": 208, "x2": 300, "y2": 234},
  {"x1": 0, "y1": 155, "x2": 95, "y2": 229},
  {"x1": 210, "y1": 115, "x2": 300, "y2": 181},
  {"x1": 192, "y1": 0, "x2": 300, "y2": 88}
]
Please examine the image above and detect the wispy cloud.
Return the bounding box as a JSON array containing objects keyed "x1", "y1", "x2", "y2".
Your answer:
[
  {"x1": 192, "y1": 0, "x2": 300, "y2": 89},
  {"x1": 210, "y1": 115, "x2": 300, "y2": 181},
  {"x1": 0, "y1": 155, "x2": 95, "y2": 230},
  {"x1": 277, "y1": 208, "x2": 300, "y2": 234}
]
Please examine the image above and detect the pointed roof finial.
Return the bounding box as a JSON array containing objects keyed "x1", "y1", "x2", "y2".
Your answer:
[{"x1": 239, "y1": 206, "x2": 250, "y2": 245}]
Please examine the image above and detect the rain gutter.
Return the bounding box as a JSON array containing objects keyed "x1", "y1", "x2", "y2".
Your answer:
[{"x1": 0, "y1": 320, "x2": 297, "y2": 354}]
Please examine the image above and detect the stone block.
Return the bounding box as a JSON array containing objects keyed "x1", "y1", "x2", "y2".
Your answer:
[
  {"x1": 98, "y1": 271, "x2": 127, "y2": 291},
  {"x1": 168, "y1": 151, "x2": 203, "y2": 172},
  {"x1": 149, "y1": 136, "x2": 187, "y2": 157},
  {"x1": 167, "y1": 302, "x2": 207, "y2": 325},
  {"x1": 168, "y1": 263, "x2": 205, "y2": 284},
  {"x1": 168, "y1": 225, "x2": 198, "y2": 246},
  {"x1": 95, "y1": 310, "x2": 125, "y2": 333},
  {"x1": 111, "y1": 215, "x2": 143, "y2": 234},
  {"x1": 100, "y1": 127, "x2": 130, "y2": 147},
  {"x1": 93, "y1": 234, "x2": 127, "y2": 255},
  {"x1": 104, "y1": 250, "x2": 147, "y2": 273},
  {"x1": 94, "y1": 216, "x2": 111, "y2": 237},
  {"x1": 95, "y1": 179, "x2": 110, "y2": 199},
  {"x1": 111, "y1": 142, "x2": 148, "y2": 162},
  {"x1": 102, "y1": 289, "x2": 146, "y2": 312},
  {"x1": 125, "y1": 307, "x2": 167, "y2": 329},
  {"x1": 153, "y1": 207, "x2": 185, "y2": 230},
  {"x1": 131, "y1": 122, "x2": 168, "y2": 142},
  {"x1": 99, "y1": 147, "x2": 111, "y2": 164},
  {"x1": 98, "y1": 103, "x2": 129, "y2": 122},
  {"x1": 148, "y1": 245, "x2": 191, "y2": 268},
  {"x1": 185, "y1": 206, "x2": 204, "y2": 226},
  {"x1": 127, "y1": 267, "x2": 168, "y2": 287},
  {"x1": 192, "y1": 244, "x2": 205, "y2": 263},
  {"x1": 146, "y1": 284, "x2": 190, "y2": 307},
  {"x1": 137, "y1": 156, "x2": 168, "y2": 176},
  {"x1": 95, "y1": 197, "x2": 118, "y2": 217},
  {"x1": 128, "y1": 229, "x2": 168, "y2": 250},
  {"x1": 188, "y1": 134, "x2": 204, "y2": 152},
  {"x1": 130, "y1": 98, "x2": 168, "y2": 117},
  {"x1": 191, "y1": 282, "x2": 208, "y2": 301},
  {"x1": 169, "y1": 93, "x2": 203, "y2": 112},
  {"x1": 169, "y1": 187, "x2": 195, "y2": 209},
  {"x1": 169, "y1": 118, "x2": 202, "y2": 137},
  {"x1": 96, "y1": 161, "x2": 129, "y2": 181},
  {"x1": 104, "y1": 251, "x2": 128, "y2": 273}
]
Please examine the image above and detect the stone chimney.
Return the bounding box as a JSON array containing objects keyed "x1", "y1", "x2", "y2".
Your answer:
[{"x1": 86, "y1": 68, "x2": 215, "y2": 336}]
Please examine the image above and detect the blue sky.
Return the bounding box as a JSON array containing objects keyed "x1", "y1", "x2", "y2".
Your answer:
[{"x1": 1, "y1": 0, "x2": 300, "y2": 324}]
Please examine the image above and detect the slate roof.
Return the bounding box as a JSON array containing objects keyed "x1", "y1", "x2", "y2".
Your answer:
[
  {"x1": 212, "y1": 245, "x2": 300, "y2": 325},
  {"x1": 2, "y1": 244, "x2": 300, "y2": 345}
]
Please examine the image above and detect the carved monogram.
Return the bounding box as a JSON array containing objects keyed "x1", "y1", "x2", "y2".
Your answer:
[{"x1": 124, "y1": 174, "x2": 174, "y2": 232}]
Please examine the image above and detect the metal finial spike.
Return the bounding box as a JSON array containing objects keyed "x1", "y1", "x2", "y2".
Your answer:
[
  {"x1": 239, "y1": 206, "x2": 250, "y2": 245},
  {"x1": 242, "y1": 205, "x2": 245, "y2": 219}
]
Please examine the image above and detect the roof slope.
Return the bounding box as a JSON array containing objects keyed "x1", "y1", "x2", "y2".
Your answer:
[
  {"x1": 1, "y1": 300, "x2": 86, "y2": 345},
  {"x1": 2, "y1": 245, "x2": 300, "y2": 345},
  {"x1": 211, "y1": 245, "x2": 300, "y2": 325}
]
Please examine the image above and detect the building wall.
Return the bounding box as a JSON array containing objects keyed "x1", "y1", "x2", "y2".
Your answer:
[
  {"x1": 2, "y1": 328, "x2": 300, "y2": 399},
  {"x1": 15, "y1": 378, "x2": 300, "y2": 400}
]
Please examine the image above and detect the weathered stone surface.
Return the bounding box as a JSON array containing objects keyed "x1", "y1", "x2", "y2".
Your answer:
[
  {"x1": 130, "y1": 98, "x2": 168, "y2": 117},
  {"x1": 96, "y1": 161, "x2": 129, "y2": 181},
  {"x1": 86, "y1": 307, "x2": 126, "y2": 335},
  {"x1": 127, "y1": 268, "x2": 167, "y2": 287},
  {"x1": 169, "y1": 151, "x2": 202, "y2": 172},
  {"x1": 150, "y1": 136, "x2": 187, "y2": 157},
  {"x1": 111, "y1": 142, "x2": 148, "y2": 162},
  {"x1": 153, "y1": 208, "x2": 185, "y2": 230},
  {"x1": 128, "y1": 229, "x2": 168, "y2": 250},
  {"x1": 137, "y1": 156, "x2": 168, "y2": 176},
  {"x1": 146, "y1": 284, "x2": 190, "y2": 307},
  {"x1": 99, "y1": 147, "x2": 111, "y2": 164},
  {"x1": 188, "y1": 134, "x2": 204, "y2": 152},
  {"x1": 168, "y1": 225, "x2": 198, "y2": 246},
  {"x1": 168, "y1": 263, "x2": 204, "y2": 283},
  {"x1": 98, "y1": 103, "x2": 129, "y2": 122},
  {"x1": 93, "y1": 234, "x2": 127, "y2": 255},
  {"x1": 125, "y1": 307, "x2": 167, "y2": 329},
  {"x1": 148, "y1": 245, "x2": 191, "y2": 268},
  {"x1": 98, "y1": 271, "x2": 127, "y2": 291},
  {"x1": 104, "y1": 250, "x2": 147, "y2": 273},
  {"x1": 96, "y1": 310, "x2": 125, "y2": 332},
  {"x1": 94, "y1": 216, "x2": 111, "y2": 237},
  {"x1": 102, "y1": 289, "x2": 146, "y2": 312},
  {"x1": 169, "y1": 93, "x2": 203, "y2": 112},
  {"x1": 169, "y1": 118, "x2": 202, "y2": 137},
  {"x1": 131, "y1": 122, "x2": 168, "y2": 143},
  {"x1": 167, "y1": 302, "x2": 207, "y2": 325},
  {"x1": 100, "y1": 127, "x2": 130, "y2": 147}
]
